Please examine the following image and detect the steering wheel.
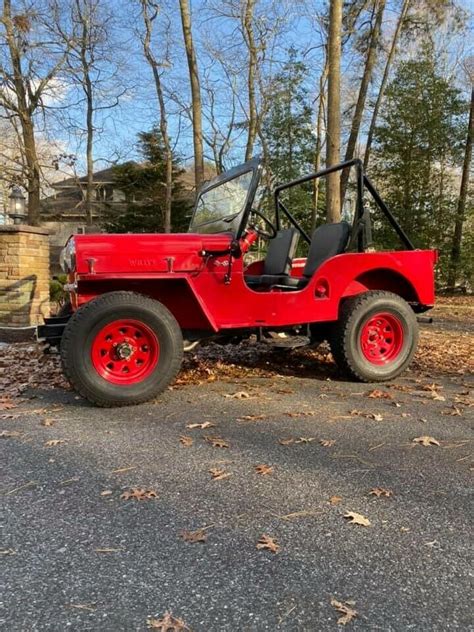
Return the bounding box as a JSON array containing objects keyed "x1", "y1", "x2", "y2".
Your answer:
[{"x1": 248, "y1": 209, "x2": 277, "y2": 240}]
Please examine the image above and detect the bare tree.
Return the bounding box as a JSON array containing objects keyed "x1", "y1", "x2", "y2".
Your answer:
[
  {"x1": 140, "y1": 0, "x2": 173, "y2": 232},
  {"x1": 311, "y1": 60, "x2": 328, "y2": 231},
  {"x1": 326, "y1": 0, "x2": 343, "y2": 222},
  {"x1": 242, "y1": 0, "x2": 258, "y2": 160},
  {"x1": 363, "y1": 0, "x2": 410, "y2": 170},
  {"x1": 179, "y1": 0, "x2": 204, "y2": 188},
  {"x1": 340, "y1": 0, "x2": 386, "y2": 199},
  {"x1": 0, "y1": 0, "x2": 68, "y2": 223}
]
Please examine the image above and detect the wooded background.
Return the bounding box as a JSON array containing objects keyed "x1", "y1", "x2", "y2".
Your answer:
[{"x1": 0, "y1": 0, "x2": 472, "y2": 287}]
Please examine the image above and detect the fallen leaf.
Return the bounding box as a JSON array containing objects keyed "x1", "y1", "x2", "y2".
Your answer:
[
  {"x1": 279, "y1": 438, "x2": 295, "y2": 445},
  {"x1": 413, "y1": 435, "x2": 441, "y2": 447},
  {"x1": 205, "y1": 436, "x2": 229, "y2": 448},
  {"x1": 329, "y1": 495, "x2": 343, "y2": 505},
  {"x1": 330, "y1": 598, "x2": 358, "y2": 625},
  {"x1": 0, "y1": 430, "x2": 22, "y2": 438},
  {"x1": 44, "y1": 439, "x2": 67, "y2": 447},
  {"x1": 0, "y1": 399, "x2": 18, "y2": 411},
  {"x1": 344, "y1": 511, "x2": 371, "y2": 526},
  {"x1": 100, "y1": 490, "x2": 113, "y2": 497},
  {"x1": 369, "y1": 413, "x2": 384, "y2": 421},
  {"x1": 186, "y1": 421, "x2": 215, "y2": 429},
  {"x1": 320, "y1": 439, "x2": 336, "y2": 447},
  {"x1": 369, "y1": 487, "x2": 392, "y2": 498},
  {"x1": 0, "y1": 548, "x2": 16, "y2": 556},
  {"x1": 285, "y1": 411, "x2": 315, "y2": 418},
  {"x1": 225, "y1": 391, "x2": 250, "y2": 399},
  {"x1": 238, "y1": 414, "x2": 266, "y2": 421},
  {"x1": 179, "y1": 435, "x2": 193, "y2": 447},
  {"x1": 366, "y1": 389, "x2": 392, "y2": 400},
  {"x1": 41, "y1": 418, "x2": 55, "y2": 427},
  {"x1": 111, "y1": 466, "x2": 136, "y2": 474},
  {"x1": 209, "y1": 468, "x2": 231, "y2": 480},
  {"x1": 255, "y1": 464, "x2": 273, "y2": 475},
  {"x1": 120, "y1": 488, "x2": 158, "y2": 501},
  {"x1": 430, "y1": 392, "x2": 446, "y2": 402},
  {"x1": 295, "y1": 437, "x2": 315, "y2": 444},
  {"x1": 256, "y1": 534, "x2": 280, "y2": 553},
  {"x1": 180, "y1": 529, "x2": 208, "y2": 544},
  {"x1": 146, "y1": 612, "x2": 188, "y2": 631}
]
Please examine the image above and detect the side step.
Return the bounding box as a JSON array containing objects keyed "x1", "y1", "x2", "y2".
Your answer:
[{"x1": 37, "y1": 315, "x2": 70, "y2": 347}]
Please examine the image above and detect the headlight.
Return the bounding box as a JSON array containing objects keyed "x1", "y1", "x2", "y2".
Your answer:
[{"x1": 60, "y1": 237, "x2": 76, "y2": 273}]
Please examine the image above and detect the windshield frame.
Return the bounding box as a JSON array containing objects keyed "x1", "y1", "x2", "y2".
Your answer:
[{"x1": 188, "y1": 157, "x2": 262, "y2": 237}]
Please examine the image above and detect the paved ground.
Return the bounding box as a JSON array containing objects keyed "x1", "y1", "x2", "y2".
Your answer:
[{"x1": 1, "y1": 325, "x2": 473, "y2": 631}]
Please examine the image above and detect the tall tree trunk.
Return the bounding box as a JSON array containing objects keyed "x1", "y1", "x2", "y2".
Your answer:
[
  {"x1": 243, "y1": 0, "x2": 257, "y2": 161},
  {"x1": 363, "y1": 0, "x2": 410, "y2": 170},
  {"x1": 141, "y1": 0, "x2": 173, "y2": 232},
  {"x1": 311, "y1": 62, "x2": 328, "y2": 231},
  {"x1": 340, "y1": 0, "x2": 386, "y2": 200},
  {"x1": 326, "y1": 0, "x2": 343, "y2": 223},
  {"x1": 84, "y1": 73, "x2": 94, "y2": 226},
  {"x1": 3, "y1": 0, "x2": 40, "y2": 223},
  {"x1": 447, "y1": 85, "x2": 473, "y2": 288},
  {"x1": 22, "y1": 116, "x2": 41, "y2": 224},
  {"x1": 179, "y1": 0, "x2": 204, "y2": 189}
]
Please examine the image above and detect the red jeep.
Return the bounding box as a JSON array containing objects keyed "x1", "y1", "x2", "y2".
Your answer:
[{"x1": 39, "y1": 158, "x2": 436, "y2": 407}]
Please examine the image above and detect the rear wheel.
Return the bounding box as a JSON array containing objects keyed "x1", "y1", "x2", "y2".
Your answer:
[
  {"x1": 329, "y1": 291, "x2": 418, "y2": 382},
  {"x1": 61, "y1": 292, "x2": 183, "y2": 407}
]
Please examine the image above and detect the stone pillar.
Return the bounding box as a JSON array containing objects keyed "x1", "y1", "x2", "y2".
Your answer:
[{"x1": 0, "y1": 225, "x2": 50, "y2": 327}]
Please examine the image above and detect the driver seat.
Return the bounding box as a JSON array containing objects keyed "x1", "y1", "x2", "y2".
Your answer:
[{"x1": 245, "y1": 229, "x2": 299, "y2": 287}]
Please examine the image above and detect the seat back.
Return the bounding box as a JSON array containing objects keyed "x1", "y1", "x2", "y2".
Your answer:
[
  {"x1": 263, "y1": 228, "x2": 299, "y2": 276},
  {"x1": 302, "y1": 221, "x2": 351, "y2": 278}
]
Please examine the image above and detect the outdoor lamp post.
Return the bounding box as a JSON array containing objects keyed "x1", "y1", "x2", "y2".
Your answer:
[{"x1": 8, "y1": 186, "x2": 27, "y2": 225}]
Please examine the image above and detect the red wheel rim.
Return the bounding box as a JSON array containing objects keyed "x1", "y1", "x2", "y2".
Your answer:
[
  {"x1": 91, "y1": 319, "x2": 159, "y2": 385},
  {"x1": 360, "y1": 312, "x2": 404, "y2": 365}
]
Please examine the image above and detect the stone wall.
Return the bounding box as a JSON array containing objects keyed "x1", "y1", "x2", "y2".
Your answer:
[{"x1": 0, "y1": 225, "x2": 50, "y2": 327}]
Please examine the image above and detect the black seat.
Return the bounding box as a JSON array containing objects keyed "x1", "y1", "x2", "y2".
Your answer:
[
  {"x1": 254, "y1": 221, "x2": 351, "y2": 290},
  {"x1": 245, "y1": 229, "x2": 299, "y2": 287}
]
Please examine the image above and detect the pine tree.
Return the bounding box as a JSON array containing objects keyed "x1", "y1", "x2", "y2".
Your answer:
[
  {"x1": 104, "y1": 127, "x2": 190, "y2": 233},
  {"x1": 372, "y1": 51, "x2": 467, "y2": 282},
  {"x1": 261, "y1": 49, "x2": 316, "y2": 233}
]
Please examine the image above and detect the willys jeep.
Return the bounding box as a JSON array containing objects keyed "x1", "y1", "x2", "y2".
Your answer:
[{"x1": 39, "y1": 157, "x2": 437, "y2": 407}]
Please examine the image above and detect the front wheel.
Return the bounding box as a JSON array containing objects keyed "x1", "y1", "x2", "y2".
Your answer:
[
  {"x1": 61, "y1": 292, "x2": 183, "y2": 407},
  {"x1": 329, "y1": 291, "x2": 418, "y2": 382}
]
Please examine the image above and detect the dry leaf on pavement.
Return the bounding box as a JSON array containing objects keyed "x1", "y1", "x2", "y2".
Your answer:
[
  {"x1": 147, "y1": 611, "x2": 189, "y2": 630},
  {"x1": 179, "y1": 435, "x2": 193, "y2": 447},
  {"x1": 329, "y1": 495, "x2": 343, "y2": 505},
  {"x1": 320, "y1": 439, "x2": 336, "y2": 447},
  {"x1": 0, "y1": 430, "x2": 22, "y2": 438},
  {"x1": 413, "y1": 435, "x2": 441, "y2": 447},
  {"x1": 330, "y1": 598, "x2": 358, "y2": 625},
  {"x1": 366, "y1": 389, "x2": 392, "y2": 399},
  {"x1": 256, "y1": 534, "x2": 280, "y2": 553},
  {"x1": 120, "y1": 488, "x2": 158, "y2": 501},
  {"x1": 209, "y1": 468, "x2": 231, "y2": 480},
  {"x1": 295, "y1": 437, "x2": 315, "y2": 444},
  {"x1": 344, "y1": 511, "x2": 371, "y2": 526},
  {"x1": 255, "y1": 464, "x2": 273, "y2": 475},
  {"x1": 100, "y1": 490, "x2": 113, "y2": 497},
  {"x1": 369, "y1": 487, "x2": 392, "y2": 498},
  {"x1": 205, "y1": 436, "x2": 229, "y2": 448},
  {"x1": 279, "y1": 438, "x2": 295, "y2": 445},
  {"x1": 180, "y1": 529, "x2": 208, "y2": 544},
  {"x1": 186, "y1": 422, "x2": 215, "y2": 429},
  {"x1": 225, "y1": 391, "x2": 250, "y2": 399},
  {"x1": 238, "y1": 414, "x2": 266, "y2": 421},
  {"x1": 44, "y1": 439, "x2": 67, "y2": 447}
]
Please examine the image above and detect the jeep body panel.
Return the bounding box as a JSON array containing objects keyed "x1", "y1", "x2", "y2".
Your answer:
[{"x1": 68, "y1": 232, "x2": 436, "y2": 332}]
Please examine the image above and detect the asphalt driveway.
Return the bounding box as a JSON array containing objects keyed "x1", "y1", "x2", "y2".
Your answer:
[{"x1": 1, "y1": 334, "x2": 473, "y2": 631}]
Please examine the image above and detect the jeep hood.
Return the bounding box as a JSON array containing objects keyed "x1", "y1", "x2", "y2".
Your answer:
[{"x1": 73, "y1": 232, "x2": 233, "y2": 276}]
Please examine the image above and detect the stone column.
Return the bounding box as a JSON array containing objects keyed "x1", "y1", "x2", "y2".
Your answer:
[{"x1": 0, "y1": 225, "x2": 50, "y2": 327}]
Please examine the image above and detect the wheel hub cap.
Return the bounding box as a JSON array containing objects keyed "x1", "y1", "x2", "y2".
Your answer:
[
  {"x1": 360, "y1": 312, "x2": 404, "y2": 365},
  {"x1": 91, "y1": 319, "x2": 159, "y2": 384}
]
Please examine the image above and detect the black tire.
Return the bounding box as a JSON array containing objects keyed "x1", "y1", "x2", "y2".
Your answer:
[
  {"x1": 329, "y1": 291, "x2": 418, "y2": 382},
  {"x1": 60, "y1": 291, "x2": 183, "y2": 407}
]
